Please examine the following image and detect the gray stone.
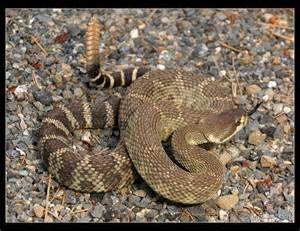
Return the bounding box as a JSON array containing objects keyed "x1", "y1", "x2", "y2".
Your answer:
[
  {"x1": 276, "y1": 207, "x2": 290, "y2": 220},
  {"x1": 74, "y1": 87, "x2": 84, "y2": 97},
  {"x1": 18, "y1": 169, "x2": 29, "y2": 176},
  {"x1": 90, "y1": 204, "x2": 106, "y2": 218},
  {"x1": 33, "y1": 91, "x2": 53, "y2": 106},
  {"x1": 273, "y1": 125, "x2": 284, "y2": 139},
  {"x1": 65, "y1": 190, "x2": 77, "y2": 204}
]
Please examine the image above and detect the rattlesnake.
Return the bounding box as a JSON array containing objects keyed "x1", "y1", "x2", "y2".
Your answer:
[{"x1": 38, "y1": 16, "x2": 249, "y2": 204}]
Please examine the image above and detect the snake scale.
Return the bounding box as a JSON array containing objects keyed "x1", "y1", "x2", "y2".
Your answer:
[{"x1": 38, "y1": 16, "x2": 248, "y2": 204}]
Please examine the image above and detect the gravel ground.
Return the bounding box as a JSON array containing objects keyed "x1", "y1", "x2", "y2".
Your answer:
[{"x1": 5, "y1": 8, "x2": 294, "y2": 223}]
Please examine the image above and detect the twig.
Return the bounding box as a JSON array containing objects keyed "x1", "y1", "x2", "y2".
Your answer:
[
  {"x1": 219, "y1": 41, "x2": 243, "y2": 53},
  {"x1": 31, "y1": 35, "x2": 48, "y2": 56},
  {"x1": 69, "y1": 208, "x2": 90, "y2": 215},
  {"x1": 212, "y1": 56, "x2": 221, "y2": 74},
  {"x1": 271, "y1": 31, "x2": 294, "y2": 42},
  {"x1": 44, "y1": 174, "x2": 52, "y2": 222},
  {"x1": 146, "y1": 9, "x2": 157, "y2": 23},
  {"x1": 257, "y1": 21, "x2": 294, "y2": 30},
  {"x1": 273, "y1": 111, "x2": 285, "y2": 119},
  {"x1": 61, "y1": 190, "x2": 65, "y2": 206},
  {"x1": 32, "y1": 69, "x2": 43, "y2": 90},
  {"x1": 49, "y1": 187, "x2": 61, "y2": 203},
  {"x1": 48, "y1": 210, "x2": 62, "y2": 221},
  {"x1": 232, "y1": 56, "x2": 242, "y2": 97},
  {"x1": 140, "y1": 37, "x2": 159, "y2": 53}
]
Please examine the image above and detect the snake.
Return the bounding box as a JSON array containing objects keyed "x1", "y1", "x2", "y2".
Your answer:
[{"x1": 38, "y1": 16, "x2": 249, "y2": 204}]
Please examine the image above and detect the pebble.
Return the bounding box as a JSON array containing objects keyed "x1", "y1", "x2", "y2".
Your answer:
[
  {"x1": 133, "y1": 189, "x2": 147, "y2": 198},
  {"x1": 161, "y1": 17, "x2": 170, "y2": 24},
  {"x1": 157, "y1": 64, "x2": 165, "y2": 70},
  {"x1": 62, "y1": 89, "x2": 73, "y2": 99},
  {"x1": 260, "y1": 155, "x2": 277, "y2": 168},
  {"x1": 219, "y1": 151, "x2": 232, "y2": 165},
  {"x1": 65, "y1": 190, "x2": 77, "y2": 204},
  {"x1": 227, "y1": 146, "x2": 240, "y2": 159},
  {"x1": 130, "y1": 28, "x2": 139, "y2": 39},
  {"x1": 159, "y1": 50, "x2": 171, "y2": 62},
  {"x1": 230, "y1": 165, "x2": 240, "y2": 174},
  {"x1": 263, "y1": 89, "x2": 274, "y2": 101},
  {"x1": 74, "y1": 87, "x2": 84, "y2": 97},
  {"x1": 216, "y1": 194, "x2": 239, "y2": 210},
  {"x1": 90, "y1": 204, "x2": 106, "y2": 218},
  {"x1": 219, "y1": 209, "x2": 229, "y2": 221},
  {"x1": 61, "y1": 63, "x2": 73, "y2": 81},
  {"x1": 273, "y1": 103, "x2": 283, "y2": 115},
  {"x1": 248, "y1": 129, "x2": 266, "y2": 145},
  {"x1": 18, "y1": 169, "x2": 29, "y2": 176},
  {"x1": 273, "y1": 125, "x2": 284, "y2": 139},
  {"x1": 187, "y1": 206, "x2": 205, "y2": 220},
  {"x1": 283, "y1": 106, "x2": 291, "y2": 114},
  {"x1": 33, "y1": 90, "x2": 53, "y2": 106},
  {"x1": 33, "y1": 204, "x2": 44, "y2": 218},
  {"x1": 268, "y1": 81, "x2": 277, "y2": 88},
  {"x1": 246, "y1": 84, "x2": 262, "y2": 95}
]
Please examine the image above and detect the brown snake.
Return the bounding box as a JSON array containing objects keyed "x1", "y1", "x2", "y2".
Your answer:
[{"x1": 38, "y1": 16, "x2": 249, "y2": 204}]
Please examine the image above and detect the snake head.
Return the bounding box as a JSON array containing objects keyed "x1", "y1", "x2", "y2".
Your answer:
[{"x1": 203, "y1": 108, "x2": 248, "y2": 144}]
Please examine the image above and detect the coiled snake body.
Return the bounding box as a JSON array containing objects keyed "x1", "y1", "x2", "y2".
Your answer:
[{"x1": 38, "y1": 16, "x2": 248, "y2": 204}]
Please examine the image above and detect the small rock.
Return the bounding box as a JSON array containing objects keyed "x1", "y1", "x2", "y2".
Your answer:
[
  {"x1": 157, "y1": 64, "x2": 165, "y2": 70},
  {"x1": 187, "y1": 205, "x2": 205, "y2": 219},
  {"x1": 61, "y1": 63, "x2": 73, "y2": 81},
  {"x1": 262, "y1": 52, "x2": 271, "y2": 63},
  {"x1": 136, "y1": 208, "x2": 151, "y2": 222},
  {"x1": 33, "y1": 91, "x2": 53, "y2": 106},
  {"x1": 54, "y1": 74, "x2": 63, "y2": 84},
  {"x1": 263, "y1": 89, "x2": 274, "y2": 101},
  {"x1": 273, "y1": 125, "x2": 284, "y2": 139},
  {"x1": 216, "y1": 194, "x2": 239, "y2": 210},
  {"x1": 65, "y1": 190, "x2": 77, "y2": 204},
  {"x1": 133, "y1": 189, "x2": 147, "y2": 198},
  {"x1": 219, "y1": 209, "x2": 229, "y2": 221},
  {"x1": 263, "y1": 13, "x2": 274, "y2": 23},
  {"x1": 227, "y1": 146, "x2": 240, "y2": 159},
  {"x1": 90, "y1": 204, "x2": 106, "y2": 218},
  {"x1": 161, "y1": 17, "x2": 170, "y2": 24},
  {"x1": 74, "y1": 87, "x2": 84, "y2": 97},
  {"x1": 246, "y1": 84, "x2": 262, "y2": 95},
  {"x1": 219, "y1": 151, "x2": 232, "y2": 165},
  {"x1": 230, "y1": 165, "x2": 240, "y2": 174},
  {"x1": 215, "y1": 47, "x2": 222, "y2": 54},
  {"x1": 219, "y1": 70, "x2": 226, "y2": 78},
  {"x1": 272, "y1": 56, "x2": 281, "y2": 65},
  {"x1": 44, "y1": 216, "x2": 53, "y2": 223},
  {"x1": 260, "y1": 155, "x2": 277, "y2": 168},
  {"x1": 273, "y1": 103, "x2": 283, "y2": 115},
  {"x1": 62, "y1": 89, "x2": 73, "y2": 99},
  {"x1": 276, "y1": 207, "x2": 291, "y2": 220},
  {"x1": 33, "y1": 204, "x2": 44, "y2": 218},
  {"x1": 159, "y1": 50, "x2": 171, "y2": 62},
  {"x1": 260, "y1": 125, "x2": 276, "y2": 138},
  {"x1": 68, "y1": 24, "x2": 81, "y2": 36},
  {"x1": 283, "y1": 106, "x2": 291, "y2": 114},
  {"x1": 268, "y1": 81, "x2": 277, "y2": 88},
  {"x1": 18, "y1": 169, "x2": 28, "y2": 176},
  {"x1": 248, "y1": 129, "x2": 266, "y2": 145},
  {"x1": 130, "y1": 28, "x2": 139, "y2": 39}
]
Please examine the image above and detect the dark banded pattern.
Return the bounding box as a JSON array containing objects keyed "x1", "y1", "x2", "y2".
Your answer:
[
  {"x1": 38, "y1": 96, "x2": 136, "y2": 191},
  {"x1": 89, "y1": 67, "x2": 151, "y2": 88},
  {"x1": 85, "y1": 16, "x2": 151, "y2": 88}
]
